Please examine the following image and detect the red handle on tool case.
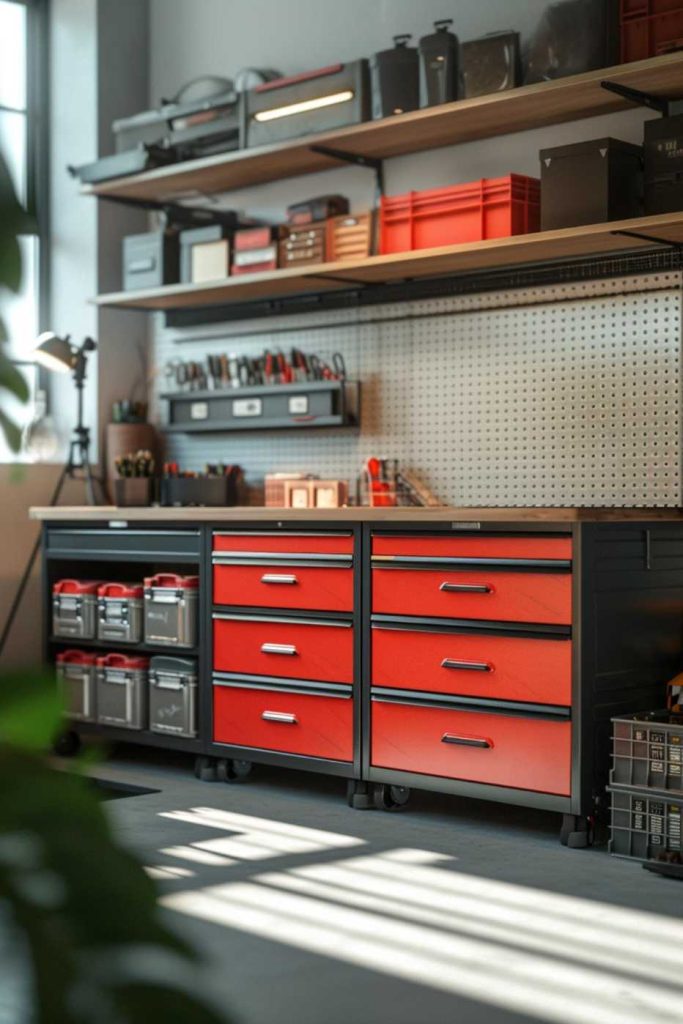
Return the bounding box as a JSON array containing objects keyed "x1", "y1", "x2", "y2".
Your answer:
[
  {"x1": 144, "y1": 573, "x2": 199, "y2": 590},
  {"x1": 97, "y1": 582, "x2": 143, "y2": 598},
  {"x1": 53, "y1": 579, "x2": 101, "y2": 595},
  {"x1": 96, "y1": 652, "x2": 149, "y2": 670},
  {"x1": 56, "y1": 649, "x2": 96, "y2": 666}
]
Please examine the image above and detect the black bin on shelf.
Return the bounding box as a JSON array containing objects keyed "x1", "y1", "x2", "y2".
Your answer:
[{"x1": 540, "y1": 137, "x2": 643, "y2": 230}]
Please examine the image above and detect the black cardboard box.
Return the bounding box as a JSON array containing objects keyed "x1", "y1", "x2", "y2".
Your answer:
[{"x1": 540, "y1": 137, "x2": 643, "y2": 230}]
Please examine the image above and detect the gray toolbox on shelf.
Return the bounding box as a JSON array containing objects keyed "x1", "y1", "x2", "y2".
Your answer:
[
  {"x1": 97, "y1": 582, "x2": 144, "y2": 644},
  {"x1": 95, "y1": 653, "x2": 149, "y2": 730},
  {"x1": 148, "y1": 655, "x2": 198, "y2": 738},
  {"x1": 143, "y1": 573, "x2": 199, "y2": 648},
  {"x1": 56, "y1": 649, "x2": 97, "y2": 722},
  {"x1": 52, "y1": 579, "x2": 99, "y2": 639},
  {"x1": 609, "y1": 711, "x2": 683, "y2": 863}
]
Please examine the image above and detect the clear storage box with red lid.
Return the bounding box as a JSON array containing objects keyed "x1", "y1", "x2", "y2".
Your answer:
[
  {"x1": 95, "y1": 652, "x2": 149, "y2": 730},
  {"x1": 143, "y1": 573, "x2": 199, "y2": 648},
  {"x1": 97, "y1": 582, "x2": 144, "y2": 644},
  {"x1": 56, "y1": 649, "x2": 97, "y2": 722},
  {"x1": 52, "y1": 579, "x2": 100, "y2": 639}
]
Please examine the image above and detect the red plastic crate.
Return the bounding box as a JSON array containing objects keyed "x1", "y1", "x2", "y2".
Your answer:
[
  {"x1": 379, "y1": 175, "x2": 540, "y2": 255},
  {"x1": 620, "y1": 0, "x2": 683, "y2": 61}
]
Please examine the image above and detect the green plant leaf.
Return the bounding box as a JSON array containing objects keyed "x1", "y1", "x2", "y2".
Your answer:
[
  {"x1": 0, "y1": 408, "x2": 23, "y2": 454},
  {"x1": 0, "y1": 671, "x2": 63, "y2": 750},
  {"x1": 0, "y1": 152, "x2": 24, "y2": 294},
  {"x1": 0, "y1": 351, "x2": 30, "y2": 402}
]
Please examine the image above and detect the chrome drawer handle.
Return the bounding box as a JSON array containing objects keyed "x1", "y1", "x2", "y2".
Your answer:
[
  {"x1": 262, "y1": 711, "x2": 297, "y2": 724},
  {"x1": 261, "y1": 643, "x2": 298, "y2": 656},
  {"x1": 441, "y1": 659, "x2": 493, "y2": 673},
  {"x1": 441, "y1": 733, "x2": 492, "y2": 749},
  {"x1": 439, "y1": 582, "x2": 492, "y2": 594},
  {"x1": 260, "y1": 574, "x2": 298, "y2": 585}
]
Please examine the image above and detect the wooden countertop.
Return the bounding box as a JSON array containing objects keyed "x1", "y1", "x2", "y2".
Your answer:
[{"x1": 29, "y1": 505, "x2": 683, "y2": 523}]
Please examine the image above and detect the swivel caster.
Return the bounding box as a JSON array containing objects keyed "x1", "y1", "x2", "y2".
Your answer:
[
  {"x1": 216, "y1": 758, "x2": 253, "y2": 783},
  {"x1": 373, "y1": 783, "x2": 411, "y2": 811},
  {"x1": 194, "y1": 755, "x2": 218, "y2": 782},
  {"x1": 53, "y1": 730, "x2": 81, "y2": 757},
  {"x1": 560, "y1": 813, "x2": 592, "y2": 848},
  {"x1": 346, "y1": 780, "x2": 374, "y2": 810}
]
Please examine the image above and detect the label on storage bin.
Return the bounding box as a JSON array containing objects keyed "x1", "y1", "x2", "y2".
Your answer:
[
  {"x1": 190, "y1": 402, "x2": 209, "y2": 421},
  {"x1": 233, "y1": 397, "x2": 262, "y2": 418},
  {"x1": 288, "y1": 395, "x2": 309, "y2": 415}
]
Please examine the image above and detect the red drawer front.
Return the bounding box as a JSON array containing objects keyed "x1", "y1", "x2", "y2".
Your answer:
[
  {"x1": 214, "y1": 685, "x2": 353, "y2": 761},
  {"x1": 213, "y1": 563, "x2": 353, "y2": 612},
  {"x1": 371, "y1": 700, "x2": 571, "y2": 795},
  {"x1": 213, "y1": 532, "x2": 354, "y2": 555},
  {"x1": 372, "y1": 627, "x2": 572, "y2": 705},
  {"x1": 213, "y1": 616, "x2": 354, "y2": 684},
  {"x1": 372, "y1": 534, "x2": 572, "y2": 561},
  {"x1": 372, "y1": 568, "x2": 571, "y2": 625}
]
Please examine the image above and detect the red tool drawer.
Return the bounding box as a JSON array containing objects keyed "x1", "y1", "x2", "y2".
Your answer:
[
  {"x1": 213, "y1": 615, "x2": 354, "y2": 684},
  {"x1": 214, "y1": 684, "x2": 353, "y2": 761},
  {"x1": 372, "y1": 568, "x2": 572, "y2": 625},
  {"x1": 372, "y1": 534, "x2": 572, "y2": 561},
  {"x1": 371, "y1": 699, "x2": 571, "y2": 795},
  {"x1": 213, "y1": 563, "x2": 353, "y2": 612},
  {"x1": 371, "y1": 626, "x2": 572, "y2": 705},
  {"x1": 213, "y1": 531, "x2": 354, "y2": 555}
]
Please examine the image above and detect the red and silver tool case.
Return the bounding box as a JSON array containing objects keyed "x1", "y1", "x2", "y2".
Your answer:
[
  {"x1": 53, "y1": 579, "x2": 100, "y2": 639},
  {"x1": 95, "y1": 652, "x2": 149, "y2": 731},
  {"x1": 97, "y1": 581, "x2": 143, "y2": 644},
  {"x1": 56, "y1": 649, "x2": 97, "y2": 722}
]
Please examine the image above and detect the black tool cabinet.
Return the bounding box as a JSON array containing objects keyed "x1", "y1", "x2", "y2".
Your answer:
[{"x1": 40, "y1": 514, "x2": 683, "y2": 844}]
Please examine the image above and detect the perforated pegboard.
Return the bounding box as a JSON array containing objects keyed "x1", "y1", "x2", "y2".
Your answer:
[{"x1": 150, "y1": 271, "x2": 683, "y2": 507}]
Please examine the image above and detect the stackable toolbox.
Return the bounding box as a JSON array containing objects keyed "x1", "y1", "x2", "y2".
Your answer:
[
  {"x1": 144, "y1": 573, "x2": 199, "y2": 647},
  {"x1": 122, "y1": 230, "x2": 179, "y2": 291},
  {"x1": 149, "y1": 655, "x2": 198, "y2": 738},
  {"x1": 53, "y1": 579, "x2": 99, "y2": 640},
  {"x1": 56, "y1": 649, "x2": 97, "y2": 722},
  {"x1": 95, "y1": 653, "x2": 148, "y2": 730},
  {"x1": 97, "y1": 582, "x2": 143, "y2": 644},
  {"x1": 232, "y1": 226, "x2": 281, "y2": 275},
  {"x1": 279, "y1": 223, "x2": 327, "y2": 267},
  {"x1": 327, "y1": 212, "x2": 374, "y2": 261},
  {"x1": 540, "y1": 137, "x2": 643, "y2": 230}
]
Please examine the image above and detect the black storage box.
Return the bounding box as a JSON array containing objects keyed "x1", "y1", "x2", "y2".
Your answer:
[
  {"x1": 160, "y1": 476, "x2": 238, "y2": 507},
  {"x1": 540, "y1": 137, "x2": 643, "y2": 230},
  {"x1": 418, "y1": 20, "x2": 459, "y2": 108},
  {"x1": 644, "y1": 107, "x2": 683, "y2": 215},
  {"x1": 370, "y1": 36, "x2": 419, "y2": 119},
  {"x1": 245, "y1": 61, "x2": 370, "y2": 148},
  {"x1": 122, "y1": 230, "x2": 179, "y2": 291},
  {"x1": 180, "y1": 225, "x2": 231, "y2": 284},
  {"x1": 524, "y1": 0, "x2": 619, "y2": 83},
  {"x1": 461, "y1": 31, "x2": 520, "y2": 98}
]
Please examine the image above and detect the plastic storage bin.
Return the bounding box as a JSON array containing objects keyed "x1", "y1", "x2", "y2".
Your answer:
[
  {"x1": 148, "y1": 656, "x2": 198, "y2": 738},
  {"x1": 609, "y1": 787, "x2": 682, "y2": 861},
  {"x1": 95, "y1": 653, "x2": 148, "y2": 730},
  {"x1": 56, "y1": 649, "x2": 97, "y2": 721},
  {"x1": 52, "y1": 579, "x2": 99, "y2": 639},
  {"x1": 620, "y1": 0, "x2": 683, "y2": 62},
  {"x1": 611, "y1": 711, "x2": 683, "y2": 793},
  {"x1": 97, "y1": 582, "x2": 144, "y2": 644},
  {"x1": 379, "y1": 175, "x2": 540, "y2": 255},
  {"x1": 143, "y1": 574, "x2": 199, "y2": 647}
]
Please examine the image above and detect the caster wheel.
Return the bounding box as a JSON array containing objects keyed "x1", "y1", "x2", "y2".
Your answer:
[
  {"x1": 346, "y1": 780, "x2": 374, "y2": 810},
  {"x1": 194, "y1": 755, "x2": 217, "y2": 782},
  {"x1": 216, "y1": 758, "x2": 253, "y2": 783},
  {"x1": 560, "y1": 813, "x2": 592, "y2": 848},
  {"x1": 53, "y1": 730, "x2": 81, "y2": 757},
  {"x1": 231, "y1": 759, "x2": 253, "y2": 780},
  {"x1": 373, "y1": 783, "x2": 411, "y2": 811},
  {"x1": 215, "y1": 758, "x2": 232, "y2": 783}
]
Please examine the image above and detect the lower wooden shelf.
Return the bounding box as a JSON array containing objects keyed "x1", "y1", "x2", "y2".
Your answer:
[{"x1": 94, "y1": 211, "x2": 683, "y2": 313}]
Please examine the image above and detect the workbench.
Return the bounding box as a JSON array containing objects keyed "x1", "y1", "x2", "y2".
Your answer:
[{"x1": 31, "y1": 505, "x2": 683, "y2": 845}]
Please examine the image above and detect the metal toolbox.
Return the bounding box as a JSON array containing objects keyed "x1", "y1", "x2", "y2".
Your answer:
[
  {"x1": 278, "y1": 223, "x2": 327, "y2": 267},
  {"x1": 95, "y1": 653, "x2": 149, "y2": 730},
  {"x1": 148, "y1": 655, "x2": 198, "y2": 738},
  {"x1": 56, "y1": 649, "x2": 97, "y2": 722},
  {"x1": 97, "y1": 582, "x2": 144, "y2": 644},
  {"x1": 53, "y1": 579, "x2": 99, "y2": 639},
  {"x1": 143, "y1": 573, "x2": 199, "y2": 647}
]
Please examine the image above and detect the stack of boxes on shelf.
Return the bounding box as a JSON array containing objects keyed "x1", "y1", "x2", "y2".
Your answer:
[
  {"x1": 53, "y1": 575, "x2": 199, "y2": 738},
  {"x1": 608, "y1": 710, "x2": 683, "y2": 866}
]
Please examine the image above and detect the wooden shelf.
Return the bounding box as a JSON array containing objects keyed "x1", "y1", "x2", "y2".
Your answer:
[
  {"x1": 83, "y1": 54, "x2": 683, "y2": 204},
  {"x1": 94, "y1": 211, "x2": 683, "y2": 313}
]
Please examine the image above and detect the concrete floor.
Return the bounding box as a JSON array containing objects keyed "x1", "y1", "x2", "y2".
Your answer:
[{"x1": 93, "y1": 746, "x2": 683, "y2": 1024}]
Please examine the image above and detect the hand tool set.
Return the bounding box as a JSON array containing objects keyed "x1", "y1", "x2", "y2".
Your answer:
[{"x1": 164, "y1": 349, "x2": 346, "y2": 394}]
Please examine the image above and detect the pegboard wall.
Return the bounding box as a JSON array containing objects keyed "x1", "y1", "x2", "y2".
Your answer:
[{"x1": 150, "y1": 271, "x2": 683, "y2": 507}]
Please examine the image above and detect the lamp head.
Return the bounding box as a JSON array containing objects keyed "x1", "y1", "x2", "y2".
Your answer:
[{"x1": 33, "y1": 332, "x2": 74, "y2": 374}]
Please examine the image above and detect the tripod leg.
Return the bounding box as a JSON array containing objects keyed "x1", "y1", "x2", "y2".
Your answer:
[
  {"x1": 81, "y1": 451, "x2": 97, "y2": 506},
  {"x1": 0, "y1": 462, "x2": 70, "y2": 659}
]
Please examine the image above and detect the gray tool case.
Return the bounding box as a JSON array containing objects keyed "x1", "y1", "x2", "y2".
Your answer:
[
  {"x1": 148, "y1": 656, "x2": 198, "y2": 738},
  {"x1": 143, "y1": 574, "x2": 198, "y2": 647},
  {"x1": 52, "y1": 579, "x2": 99, "y2": 639},
  {"x1": 95, "y1": 653, "x2": 148, "y2": 730},
  {"x1": 56, "y1": 649, "x2": 97, "y2": 722},
  {"x1": 97, "y1": 582, "x2": 144, "y2": 643}
]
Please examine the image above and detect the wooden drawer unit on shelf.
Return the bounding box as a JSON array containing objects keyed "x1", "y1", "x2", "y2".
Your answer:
[
  {"x1": 371, "y1": 621, "x2": 572, "y2": 706},
  {"x1": 212, "y1": 530, "x2": 354, "y2": 612},
  {"x1": 213, "y1": 678, "x2": 353, "y2": 761},
  {"x1": 213, "y1": 613, "x2": 354, "y2": 685},
  {"x1": 370, "y1": 695, "x2": 572, "y2": 795}
]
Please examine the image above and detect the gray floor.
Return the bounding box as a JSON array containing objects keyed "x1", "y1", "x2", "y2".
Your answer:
[{"x1": 91, "y1": 746, "x2": 683, "y2": 1024}]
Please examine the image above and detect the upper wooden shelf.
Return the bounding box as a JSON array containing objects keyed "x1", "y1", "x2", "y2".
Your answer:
[
  {"x1": 84, "y1": 54, "x2": 683, "y2": 204},
  {"x1": 94, "y1": 210, "x2": 683, "y2": 312}
]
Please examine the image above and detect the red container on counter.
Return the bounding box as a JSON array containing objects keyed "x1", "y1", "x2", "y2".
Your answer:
[{"x1": 379, "y1": 174, "x2": 540, "y2": 255}]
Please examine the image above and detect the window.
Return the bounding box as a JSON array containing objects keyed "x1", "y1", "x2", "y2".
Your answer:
[{"x1": 0, "y1": 0, "x2": 48, "y2": 459}]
